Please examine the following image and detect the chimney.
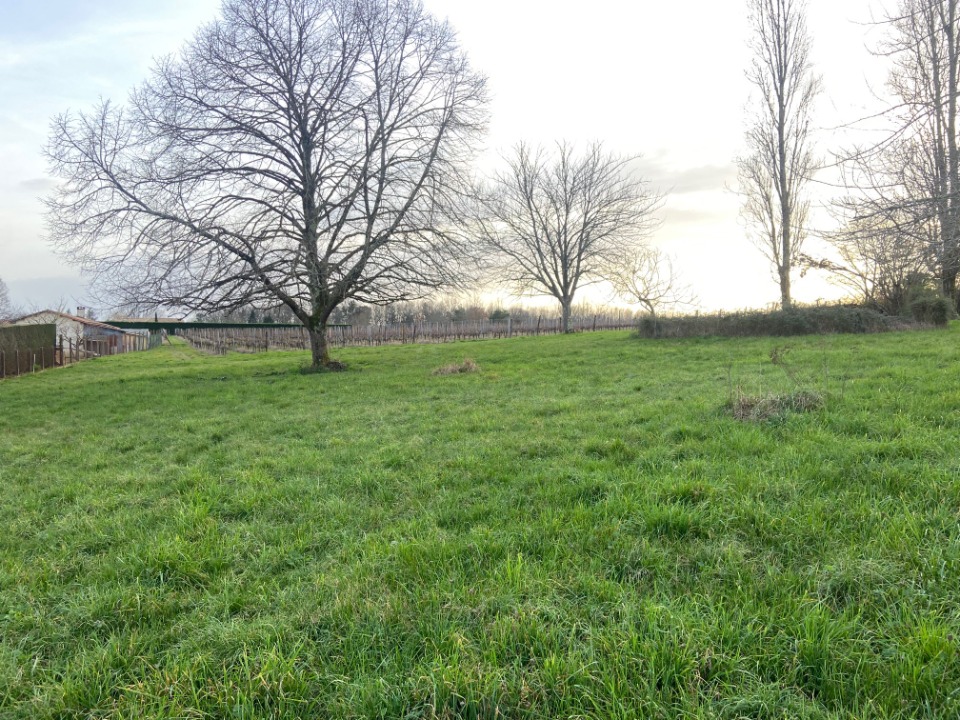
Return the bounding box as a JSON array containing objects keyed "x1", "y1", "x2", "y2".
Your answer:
[{"x1": 76, "y1": 306, "x2": 86, "y2": 319}]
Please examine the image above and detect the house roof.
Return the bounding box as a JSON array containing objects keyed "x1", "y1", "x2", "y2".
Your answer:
[{"x1": 13, "y1": 311, "x2": 127, "y2": 333}]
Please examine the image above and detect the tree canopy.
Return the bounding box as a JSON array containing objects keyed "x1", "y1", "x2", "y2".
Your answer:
[
  {"x1": 473, "y1": 142, "x2": 661, "y2": 332},
  {"x1": 46, "y1": 0, "x2": 488, "y2": 367}
]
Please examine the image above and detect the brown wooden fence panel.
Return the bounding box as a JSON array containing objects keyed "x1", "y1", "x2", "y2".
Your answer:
[
  {"x1": 1, "y1": 330, "x2": 162, "y2": 380},
  {"x1": 0, "y1": 346, "x2": 60, "y2": 378}
]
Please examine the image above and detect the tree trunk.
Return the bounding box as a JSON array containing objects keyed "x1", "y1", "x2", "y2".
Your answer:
[
  {"x1": 780, "y1": 267, "x2": 792, "y2": 310},
  {"x1": 308, "y1": 323, "x2": 330, "y2": 369},
  {"x1": 946, "y1": 0, "x2": 960, "y2": 313},
  {"x1": 944, "y1": 266, "x2": 959, "y2": 312},
  {"x1": 561, "y1": 300, "x2": 572, "y2": 333}
]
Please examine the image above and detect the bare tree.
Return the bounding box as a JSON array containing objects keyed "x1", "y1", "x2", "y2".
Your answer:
[
  {"x1": 609, "y1": 248, "x2": 695, "y2": 317},
  {"x1": 0, "y1": 277, "x2": 13, "y2": 321},
  {"x1": 737, "y1": 0, "x2": 820, "y2": 309},
  {"x1": 887, "y1": 0, "x2": 960, "y2": 303},
  {"x1": 473, "y1": 142, "x2": 661, "y2": 332},
  {"x1": 46, "y1": 0, "x2": 487, "y2": 368},
  {"x1": 805, "y1": 208, "x2": 933, "y2": 313},
  {"x1": 838, "y1": 0, "x2": 960, "y2": 308}
]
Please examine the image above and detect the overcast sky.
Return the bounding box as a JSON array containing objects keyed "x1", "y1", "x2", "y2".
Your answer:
[{"x1": 0, "y1": 0, "x2": 892, "y2": 312}]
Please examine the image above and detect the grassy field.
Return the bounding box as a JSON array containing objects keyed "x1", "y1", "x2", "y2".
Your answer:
[{"x1": 1, "y1": 329, "x2": 959, "y2": 718}]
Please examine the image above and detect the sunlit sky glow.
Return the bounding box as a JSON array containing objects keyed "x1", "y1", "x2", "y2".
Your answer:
[{"x1": 0, "y1": 0, "x2": 893, "y2": 312}]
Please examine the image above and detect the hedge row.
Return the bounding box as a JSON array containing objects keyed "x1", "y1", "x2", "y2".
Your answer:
[{"x1": 636, "y1": 306, "x2": 923, "y2": 339}]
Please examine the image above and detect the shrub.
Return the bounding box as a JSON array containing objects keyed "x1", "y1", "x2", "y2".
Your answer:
[
  {"x1": 910, "y1": 292, "x2": 951, "y2": 327},
  {"x1": 638, "y1": 316, "x2": 664, "y2": 338},
  {"x1": 930, "y1": 297, "x2": 950, "y2": 326}
]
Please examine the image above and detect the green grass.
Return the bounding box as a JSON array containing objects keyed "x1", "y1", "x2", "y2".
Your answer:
[{"x1": 1, "y1": 329, "x2": 959, "y2": 718}]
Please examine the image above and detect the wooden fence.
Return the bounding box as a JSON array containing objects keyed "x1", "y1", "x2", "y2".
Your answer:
[
  {"x1": 0, "y1": 346, "x2": 60, "y2": 378},
  {"x1": 57, "y1": 333, "x2": 158, "y2": 364},
  {"x1": 178, "y1": 313, "x2": 638, "y2": 355},
  {"x1": 0, "y1": 332, "x2": 161, "y2": 379}
]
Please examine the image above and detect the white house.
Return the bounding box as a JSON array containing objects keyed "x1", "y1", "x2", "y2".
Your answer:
[{"x1": 11, "y1": 309, "x2": 128, "y2": 352}]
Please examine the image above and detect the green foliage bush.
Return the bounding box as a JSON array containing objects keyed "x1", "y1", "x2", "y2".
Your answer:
[
  {"x1": 638, "y1": 316, "x2": 664, "y2": 338},
  {"x1": 931, "y1": 297, "x2": 951, "y2": 325},
  {"x1": 909, "y1": 293, "x2": 951, "y2": 327},
  {"x1": 636, "y1": 305, "x2": 911, "y2": 339}
]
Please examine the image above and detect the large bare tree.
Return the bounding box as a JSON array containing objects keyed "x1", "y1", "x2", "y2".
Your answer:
[
  {"x1": 837, "y1": 0, "x2": 960, "y2": 309},
  {"x1": 473, "y1": 142, "x2": 661, "y2": 332},
  {"x1": 46, "y1": 0, "x2": 487, "y2": 368},
  {"x1": 737, "y1": 0, "x2": 820, "y2": 309}
]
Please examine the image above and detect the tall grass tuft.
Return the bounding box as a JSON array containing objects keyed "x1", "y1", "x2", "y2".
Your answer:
[{"x1": 432, "y1": 358, "x2": 480, "y2": 375}]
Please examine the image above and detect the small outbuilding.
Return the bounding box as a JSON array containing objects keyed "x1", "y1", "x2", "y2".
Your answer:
[{"x1": 11, "y1": 309, "x2": 129, "y2": 355}]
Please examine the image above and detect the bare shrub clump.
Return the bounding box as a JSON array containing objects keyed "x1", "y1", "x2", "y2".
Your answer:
[
  {"x1": 728, "y1": 387, "x2": 824, "y2": 422},
  {"x1": 433, "y1": 359, "x2": 480, "y2": 376}
]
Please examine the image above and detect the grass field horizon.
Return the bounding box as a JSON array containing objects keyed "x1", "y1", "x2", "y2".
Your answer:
[{"x1": 2, "y1": 329, "x2": 959, "y2": 718}]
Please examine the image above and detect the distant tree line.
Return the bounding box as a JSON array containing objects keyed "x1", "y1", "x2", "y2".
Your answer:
[{"x1": 197, "y1": 296, "x2": 635, "y2": 328}]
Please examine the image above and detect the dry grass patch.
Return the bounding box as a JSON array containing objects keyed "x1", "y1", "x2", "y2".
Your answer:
[
  {"x1": 433, "y1": 358, "x2": 480, "y2": 376},
  {"x1": 728, "y1": 387, "x2": 824, "y2": 421}
]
